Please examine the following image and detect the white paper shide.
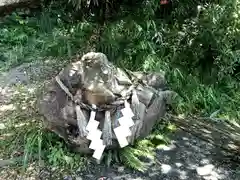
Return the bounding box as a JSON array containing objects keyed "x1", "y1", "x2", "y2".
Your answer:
[{"x1": 86, "y1": 101, "x2": 135, "y2": 160}]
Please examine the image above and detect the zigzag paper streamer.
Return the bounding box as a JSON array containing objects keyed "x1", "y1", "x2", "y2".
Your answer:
[
  {"x1": 86, "y1": 104, "x2": 106, "y2": 160},
  {"x1": 114, "y1": 100, "x2": 135, "y2": 148}
]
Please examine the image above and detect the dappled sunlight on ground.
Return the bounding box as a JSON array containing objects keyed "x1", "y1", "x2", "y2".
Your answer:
[
  {"x1": 148, "y1": 130, "x2": 238, "y2": 180},
  {"x1": 61, "y1": 129, "x2": 238, "y2": 180},
  {"x1": 0, "y1": 103, "x2": 15, "y2": 112}
]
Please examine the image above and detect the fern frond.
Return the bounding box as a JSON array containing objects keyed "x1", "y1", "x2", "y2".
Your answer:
[{"x1": 120, "y1": 147, "x2": 146, "y2": 172}]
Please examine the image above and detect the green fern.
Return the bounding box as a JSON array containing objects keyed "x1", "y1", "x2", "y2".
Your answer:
[
  {"x1": 115, "y1": 139, "x2": 156, "y2": 172},
  {"x1": 100, "y1": 138, "x2": 156, "y2": 172},
  {"x1": 120, "y1": 147, "x2": 146, "y2": 172}
]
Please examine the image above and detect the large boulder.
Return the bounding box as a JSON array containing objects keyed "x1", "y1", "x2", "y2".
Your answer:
[{"x1": 38, "y1": 52, "x2": 175, "y2": 154}]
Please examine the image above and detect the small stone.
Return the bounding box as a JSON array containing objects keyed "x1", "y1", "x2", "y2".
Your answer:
[
  {"x1": 161, "y1": 164, "x2": 172, "y2": 174},
  {"x1": 75, "y1": 177, "x2": 83, "y2": 180},
  {"x1": 175, "y1": 162, "x2": 183, "y2": 167},
  {"x1": 196, "y1": 164, "x2": 214, "y2": 176},
  {"x1": 118, "y1": 166, "x2": 124, "y2": 173},
  {"x1": 0, "y1": 123, "x2": 6, "y2": 129},
  {"x1": 63, "y1": 176, "x2": 72, "y2": 180},
  {"x1": 200, "y1": 158, "x2": 210, "y2": 165}
]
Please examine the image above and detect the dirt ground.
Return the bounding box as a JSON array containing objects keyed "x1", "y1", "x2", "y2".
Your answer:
[{"x1": 65, "y1": 129, "x2": 239, "y2": 180}]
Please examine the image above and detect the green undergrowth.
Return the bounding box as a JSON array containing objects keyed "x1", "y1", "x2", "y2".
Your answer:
[
  {"x1": 95, "y1": 0, "x2": 240, "y2": 122},
  {"x1": 1, "y1": 0, "x2": 240, "y2": 176},
  {"x1": 0, "y1": 6, "x2": 97, "y2": 71}
]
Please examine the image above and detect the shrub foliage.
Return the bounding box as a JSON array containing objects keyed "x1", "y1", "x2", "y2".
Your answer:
[{"x1": 0, "y1": 0, "x2": 240, "y2": 175}]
